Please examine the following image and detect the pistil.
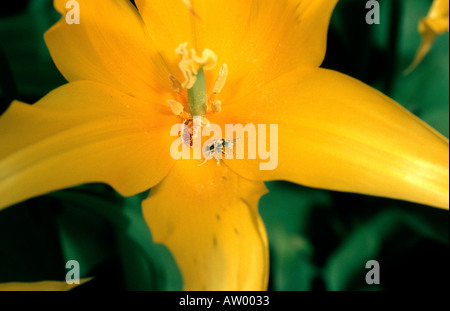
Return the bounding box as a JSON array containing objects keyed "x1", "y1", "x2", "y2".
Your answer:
[
  {"x1": 187, "y1": 68, "x2": 207, "y2": 117},
  {"x1": 168, "y1": 43, "x2": 228, "y2": 150}
]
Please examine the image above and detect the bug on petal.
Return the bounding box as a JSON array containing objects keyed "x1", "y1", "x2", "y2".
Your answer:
[{"x1": 199, "y1": 138, "x2": 237, "y2": 166}]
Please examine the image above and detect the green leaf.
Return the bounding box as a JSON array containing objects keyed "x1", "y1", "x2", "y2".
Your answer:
[
  {"x1": 260, "y1": 182, "x2": 331, "y2": 290},
  {"x1": 0, "y1": 0, "x2": 65, "y2": 101},
  {"x1": 49, "y1": 185, "x2": 182, "y2": 290},
  {"x1": 323, "y1": 207, "x2": 449, "y2": 291}
]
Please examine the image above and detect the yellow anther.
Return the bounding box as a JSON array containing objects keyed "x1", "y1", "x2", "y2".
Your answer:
[
  {"x1": 201, "y1": 117, "x2": 211, "y2": 127},
  {"x1": 167, "y1": 100, "x2": 185, "y2": 116},
  {"x1": 211, "y1": 100, "x2": 222, "y2": 113},
  {"x1": 169, "y1": 75, "x2": 182, "y2": 93},
  {"x1": 213, "y1": 63, "x2": 228, "y2": 94},
  {"x1": 175, "y1": 42, "x2": 217, "y2": 89}
]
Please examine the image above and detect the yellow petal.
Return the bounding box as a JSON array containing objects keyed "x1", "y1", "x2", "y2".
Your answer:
[
  {"x1": 218, "y1": 68, "x2": 449, "y2": 209},
  {"x1": 134, "y1": 0, "x2": 195, "y2": 79},
  {"x1": 0, "y1": 278, "x2": 91, "y2": 291},
  {"x1": 406, "y1": 0, "x2": 449, "y2": 73},
  {"x1": 46, "y1": 0, "x2": 171, "y2": 102},
  {"x1": 142, "y1": 159, "x2": 269, "y2": 290},
  {"x1": 0, "y1": 81, "x2": 176, "y2": 211},
  {"x1": 424, "y1": 0, "x2": 449, "y2": 33},
  {"x1": 135, "y1": 0, "x2": 337, "y2": 99}
]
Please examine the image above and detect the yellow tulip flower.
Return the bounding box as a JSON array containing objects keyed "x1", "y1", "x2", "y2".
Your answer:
[
  {"x1": 406, "y1": 0, "x2": 449, "y2": 73},
  {"x1": 0, "y1": 0, "x2": 448, "y2": 291}
]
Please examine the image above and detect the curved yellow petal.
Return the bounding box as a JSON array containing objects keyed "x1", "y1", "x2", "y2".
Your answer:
[
  {"x1": 142, "y1": 159, "x2": 269, "y2": 291},
  {"x1": 406, "y1": 0, "x2": 449, "y2": 73},
  {"x1": 0, "y1": 81, "x2": 176, "y2": 211},
  {"x1": 424, "y1": 0, "x2": 449, "y2": 33},
  {"x1": 46, "y1": 0, "x2": 171, "y2": 102},
  {"x1": 134, "y1": 0, "x2": 195, "y2": 77},
  {"x1": 0, "y1": 278, "x2": 91, "y2": 291},
  {"x1": 135, "y1": 0, "x2": 337, "y2": 100},
  {"x1": 218, "y1": 68, "x2": 449, "y2": 209}
]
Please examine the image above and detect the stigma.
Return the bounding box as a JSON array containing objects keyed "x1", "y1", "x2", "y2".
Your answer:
[{"x1": 175, "y1": 42, "x2": 217, "y2": 90}]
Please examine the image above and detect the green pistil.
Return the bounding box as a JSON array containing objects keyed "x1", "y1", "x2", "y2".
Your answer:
[{"x1": 187, "y1": 68, "x2": 207, "y2": 117}]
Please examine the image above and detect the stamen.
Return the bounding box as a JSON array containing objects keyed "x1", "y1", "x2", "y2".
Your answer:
[
  {"x1": 211, "y1": 100, "x2": 222, "y2": 113},
  {"x1": 201, "y1": 117, "x2": 211, "y2": 127},
  {"x1": 213, "y1": 63, "x2": 228, "y2": 94},
  {"x1": 169, "y1": 75, "x2": 182, "y2": 93},
  {"x1": 167, "y1": 100, "x2": 184, "y2": 116},
  {"x1": 181, "y1": 119, "x2": 193, "y2": 146}
]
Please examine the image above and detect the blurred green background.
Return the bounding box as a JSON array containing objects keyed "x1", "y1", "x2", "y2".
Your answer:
[{"x1": 0, "y1": 0, "x2": 448, "y2": 291}]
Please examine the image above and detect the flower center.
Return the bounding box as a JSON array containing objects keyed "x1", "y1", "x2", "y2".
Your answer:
[{"x1": 167, "y1": 43, "x2": 228, "y2": 146}]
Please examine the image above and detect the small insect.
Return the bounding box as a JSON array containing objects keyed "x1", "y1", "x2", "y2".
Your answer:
[{"x1": 198, "y1": 138, "x2": 237, "y2": 166}]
